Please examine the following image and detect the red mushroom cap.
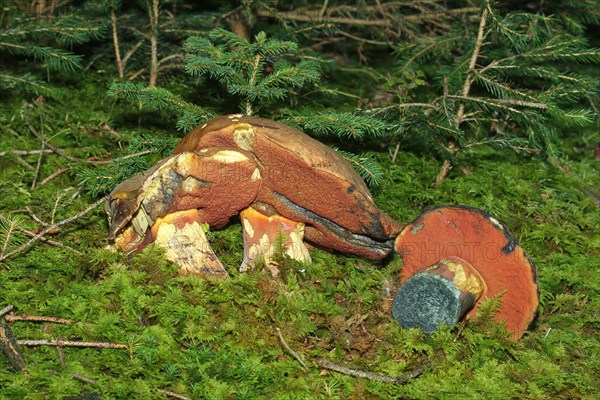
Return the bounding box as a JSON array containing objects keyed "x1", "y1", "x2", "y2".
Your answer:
[{"x1": 394, "y1": 206, "x2": 539, "y2": 339}]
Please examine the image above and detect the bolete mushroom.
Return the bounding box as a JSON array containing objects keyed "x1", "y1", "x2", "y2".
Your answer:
[
  {"x1": 393, "y1": 206, "x2": 539, "y2": 339},
  {"x1": 107, "y1": 115, "x2": 401, "y2": 275},
  {"x1": 173, "y1": 114, "x2": 402, "y2": 263}
]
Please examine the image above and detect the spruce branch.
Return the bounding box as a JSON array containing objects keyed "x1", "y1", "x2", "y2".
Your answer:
[
  {"x1": 387, "y1": 0, "x2": 599, "y2": 186},
  {"x1": 183, "y1": 28, "x2": 322, "y2": 114},
  {"x1": 0, "y1": 72, "x2": 55, "y2": 95},
  {"x1": 283, "y1": 112, "x2": 389, "y2": 140},
  {"x1": 336, "y1": 150, "x2": 384, "y2": 186}
]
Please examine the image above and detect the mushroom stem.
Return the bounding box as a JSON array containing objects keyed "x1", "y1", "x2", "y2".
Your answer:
[
  {"x1": 240, "y1": 206, "x2": 311, "y2": 276},
  {"x1": 152, "y1": 209, "x2": 228, "y2": 278},
  {"x1": 392, "y1": 257, "x2": 485, "y2": 333}
]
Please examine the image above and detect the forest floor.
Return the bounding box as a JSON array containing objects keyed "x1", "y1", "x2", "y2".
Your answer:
[{"x1": 0, "y1": 69, "x2": 599, "y2": 399}]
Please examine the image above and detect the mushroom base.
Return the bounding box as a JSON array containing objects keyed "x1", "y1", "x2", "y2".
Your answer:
[
  {"x1": 152, "y1": 209, "x2": 228, "y2": 278},
  {"x1": 240, "y1": 206, "x2": 311, "y2": 276},
  {"x1": 392, "y1": 257, "x2": 484, "y2": 333}
]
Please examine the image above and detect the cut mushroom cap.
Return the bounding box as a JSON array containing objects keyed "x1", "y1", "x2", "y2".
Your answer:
[
  {"x1": 394, "y1": 206, "x2": 539, "y2": 339},
  {"x1": 174, "y1": 114, "x2": 402, "y2": 260}
]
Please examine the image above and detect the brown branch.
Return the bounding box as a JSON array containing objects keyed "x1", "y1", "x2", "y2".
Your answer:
[
  {"x1": 0, "y1": 305, "x2": 15, "y2": 318},
  {"x1": 100, "y1": 123, "x2": 122, "y2": 139},
  {"x1": 338, "y1": 30, "x2": 391, "y2": 46},
  {"x1": 111, "y1": 8, "x2": 124, "y2": 79},
  {"x1": 17, "y1": 339, "x2": 127, "y2": 349},
  {"x1": 16, "y1": 228, "x2": 83, "y2": 255},
  {"x1": 128, "y1": 67, "x2": 146, "y2": 81},
  {"x1": 434, "y1": 4, "x2": 489, "y2": 188},
  {"x1": 0, "y1": 149, "x2": 54, "y2": 157},
  {"x1": 11, "y1": 207, "x2": 46, "y2": 225},
  {"x1": 14, "y1": 156, "x2": 34, "y2": 170},
  {"x1": 122, "y1": 39, "x2": 145, "y2": 65},
  {"x1": 456, "y1": 5, "x2": 489, "y2": 127},
  {"x1": 0, "y1": 321, "x2": 27, "y2": 371},
  {"x1": 41, "y1": 168, "x2": 68, "y2": 185},
  {"x1": 31, "y1": 134, "x2": 45, "y2": 190},
  {"x1": 157, "y1": 389, "x2": 192, "y2": 400},
  {"x1": 57, "y1": 338, "x2": 66, "y2": 368},
  {"x1": 70, "y1": 373, "x2": 98, "y2": 386},
  {"x1": 157, "y1": 53, "x2": 183, "y2": 67},
  {"x1": 256, "y1": 6, "x2": 479, "y2": 26},
  {"x1": 258, "y1": 9, "x2": 390, "y2": 26},
  {"x1": 147, "y1": 0, "x2": 159, "y2": 87},
  {"x1": 434, "y1": 159, "x2": 453, "y2": 188},
  {"x1": 316, "y1": 359, "x2": 427, "y2": 384},
  {"x1": 5, "y1": 312, "x2": 76, "y2": 325},
  {"x1": 0, "y1": 195, "x2": 108, "y2": 263},
  {"x1": 276, "y1": 327, "x2": 309, "y2": 371}
]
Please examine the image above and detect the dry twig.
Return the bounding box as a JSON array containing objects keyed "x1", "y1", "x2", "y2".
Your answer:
[
  {"x1": 157, "y1": 389, "x2": 192, "y2": 400},
  {"x1": 316, "y1": 358, "x2": 427, "y2": 384},
  {"x1": 0, "y1": 321, "x2": 27, "y2": 371},
  {"x1": 41, "y1": 168, "x2": 68, "y2": 185},
  {"x1": 17, "y1": 339, "x2": 127, "y2": 349},
  {"x1": 0, "y1": 195, "x2": 108, "y2": 263},
  {"x1": 0, "y1": 149, "x2": 56, "y2": 157},
  {"x1": 276, "y1": 327, "x2": 309, "y2": 371},
  {"x1": 17, "y1": 227, "x2": 83, "y2": 255},
  {"x1": 0, "y1": 305, "x2": 15, "y2": 318},
  {"x1": 5, "y1": 312, "x2": 76, "y2": 325}
]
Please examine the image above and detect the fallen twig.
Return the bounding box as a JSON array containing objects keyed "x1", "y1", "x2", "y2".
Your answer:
[
  {"x1": 5, "y1": 312, "x2": 76, "y2": 325},
  {"x1": 71, "y1": 373, "x2": 98, "y2": 385},
  {"x1": 18, "y1": 227, "x2": 83, "y2": 255},
  {"x1": 0, "y1": 149, "x2": 54, "y2": 157},
  {"x1": 316, "y1": 358, "x2": 427, "y2": 384},
  {"x1": 11, "y1": 208, "x2": 46, "y2": 225},
  {"x1": 41, "y1": 168, "x2": 68, "y2": 185},
  {"x1": 13, "y1": 155, "x2": 34, "y2": 170},
  {"x1": 57, "y1": 338, "x2": 66, "y2": 368},
  {"x1": 276, "y1": 327, "x2": 309, "y2": 372},
  {"x1": 0, "y1": 195, "x2": 108, "y2": 263},
  {"x1": 101, "y1": 123, "x2": 122, "y2": 138},
  {"x1": 0, "y1": 321, "x2": 27, "y2": 371},
  {"x1": 17, "y1": 339, "x2": 127, "y2": 349},
  {"x1": 0, "y1": 305, "x2": 15, "y2": 318},
  {"x1": 157, "y1": 389, "x2": 192, "y2": 400},
  {"x1": 31, "y1": 129, "x2": 46, "y2": 190}
]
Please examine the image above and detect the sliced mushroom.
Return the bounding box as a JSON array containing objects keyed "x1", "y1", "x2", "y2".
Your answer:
[{"x1": 394, "y1": 206, "x2": 539, "y2": 339}]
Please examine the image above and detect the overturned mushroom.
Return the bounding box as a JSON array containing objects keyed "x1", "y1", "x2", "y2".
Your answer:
[
  {"x1": 107, "y1": 115, "x2": 401, "y2": 275},
  {"x1": 393, "y1": 206, "x2": 539, "y2": 339},
  {"x1": 174, "y1": 114, "x2": 402, "y2": 261}
]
